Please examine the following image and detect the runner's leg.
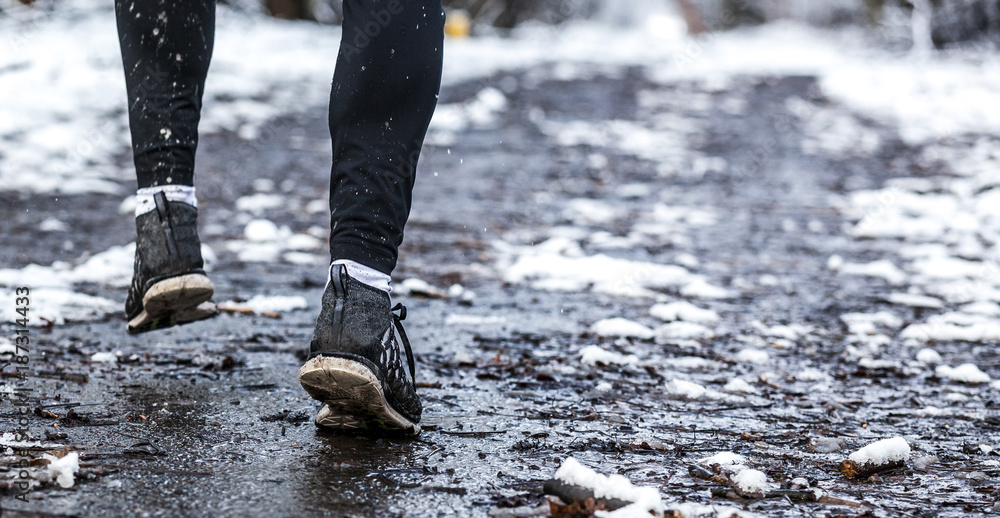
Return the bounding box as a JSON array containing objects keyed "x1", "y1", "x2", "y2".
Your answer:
[
  {"x1": 328, "y1": 0, "x2": 446, "y2": 275},
  {"x1": 116, "y1": 0, "x2": 215, "y2": 188}
]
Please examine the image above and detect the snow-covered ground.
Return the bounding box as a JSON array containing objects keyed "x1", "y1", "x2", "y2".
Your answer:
[{"x1": 3, "y1": 0, "x2": 999, "y2": 194}]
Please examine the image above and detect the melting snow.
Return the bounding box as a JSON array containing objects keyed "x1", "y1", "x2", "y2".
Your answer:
[
  {"x1": 443, "y1": 314, "x2": 506, "y2": 326},
  {"x1": 665, "y1": 379, "x2": 732, "y2": 401},
  {"x1": 649, "y1": 301, "x2": 720, "y2": 324},
  {"x1": 90, "y1": 352, "x2": 118, "y2": 363},
  {"x1": 553, "y1": 457, "x2": 663, "y2": 517},
  {"x1": 936, "y1": 363, "x2": 991, "y2": 384},
  {"x1": 221, "y1": 295, "x2": 308, "y2": 314},
  {"x1": 654, "y1": 322, "x2": 715, "y2": 342},
  {"x1": 849, "y1": 437, "x2": 911, "y2": 467},
  {"x1": 732, "y1": 469, "x2": 769, "y2": 498},
  {"x1": 42, "y1": 451, "x2": 80, "y2": 489},
  {"x1": 579, "y1": 345, "x2": 638, "y2": 367},
  {"x1": 589, "y1": 318, "x2": 654, "y2": 339},
  {"x1": 734, "y1": 348, "x2": 770, "y2": 365}
]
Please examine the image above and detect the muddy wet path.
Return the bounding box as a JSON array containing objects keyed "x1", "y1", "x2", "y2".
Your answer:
[{"x1": 3, "y1": 62, "x2": 999, "y2": 517}]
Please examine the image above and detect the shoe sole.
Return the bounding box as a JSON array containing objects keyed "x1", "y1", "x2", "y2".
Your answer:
[
  {"x1": 127, "y1": 274, "x2": 217, "y2": 334},
  {"x1": 298, "y1": 356, "x2": 420, "y2": 435}
]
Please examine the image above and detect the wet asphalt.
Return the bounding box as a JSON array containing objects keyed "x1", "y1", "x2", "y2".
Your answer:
[{"x1": 3, "y1": 61, "x2": 1000, "y2": 517}]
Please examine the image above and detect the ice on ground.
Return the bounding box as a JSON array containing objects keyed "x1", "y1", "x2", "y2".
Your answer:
[
  {"x1": 42, "y1": 451, "x2": 80, "y2": 489},
  {"x1": 936, "y1": 363, "x2": 990, "y2": 384},
  {"x1": 243, "y1": 219, "x2": 285, "y2": 242},
  {"x1": 732, "y1": 469, "x2": 769, "y2": 498},
  {"x1": 734, "y1": 348, "x2": 770, "y2": 365},
  {"x1": 39, "y1": 218, "x2": 69, "y2": 232},
  {"x1": 795, "y1": 368, "x2": 830, "y2": 382},
  {"x1": 840, "y1": 311, "x2": 904, "y2": 335},
  {"x1": 849, "y1": 437, "x2": 911, "y2": 467},
  {"x1": 839, "y1": 260, "x2": 908, "y2": 285},
  {"x1": 221, "y1": 295, "x2": 308, "y2": 314},
  {"x1": 3, "y1": 288, "x2": 118, "y2": 326},
  {"x1": 723, "y1": 378, "x2": 759, "y2": 394},
  {"x1": 579, "y1": 345, "x2": 639, "y2": 368},
  {"x1": 230, "y1": 220, "x2": 320, "y2": 263},
  {"x1": 552, "y1": 457, "x2": 663, "y2": 518},
  {"x1": 753, "y1": 322, "x2": 812, "y2": 340},
  {"x1": 916, "y1": 348, "x2": 943, "y2": 364},
  {"x1": 679, "y1": 278, "x2": 733, "y2": 299},
  {"x1": 589, "y1": 318, "x2": 654, "y2": 339},
  {"x1": 90, "y1": 352, "x2": 118, "y2": 363},
  {"x1": 698, "y1": 452, "x2": 747, "y2": 467},
  {"x1": 427, "y1": 86, "x2": 507, "y2": 141},
  {"x1": 858, "y1": 358, "x2": 901, "y2": 370},
  {"x1": 915, "y1": 406, "x2": 945, "y2": 417},
  {"x1": 654, "y1": 322, "x2": 715, "y2": 342},
  {"x1": 394, "y1": 278, "x2": 448, "y2": 298},
  {"x1": 888, "y1": 292, "x2": 943, "y2": 309},
  {"x1": 962, "y1": 302, "x2": 1000, "y2": 316},
  {"x1": 811, "y1": 437, "x2": 844, "y2": 453},
  {"x1": 497, "y1": 238, "x2": 700, "y2": 298},
  {"x1": 235, "y1": 193, "x2": 285, "y2": 214},
  {"x1": 562, "y1": 198, "x2": 621, "y2": 225},
  {"x1": 649, "y1": 301, "x2": 720, "y2": 324},
  {"x1": 664, "y1": 379, "x2": 732, "y2": 401},
  {"x1": 444, "y1": 314, "x2": 506, "y2": 326},
  {"x1": 0, "y1": 433, "x2": 63, "y2": 450},
  {"x1": 663, "y1": 356, "x2": 717, "y2": 370},
  {"x1": 540, "y1": 118, "x2": 699, "y2": 179},
  {"x1": 670, "y1": 502, "x2": 764, "y2": 518},
  {"x1": 0, "y1": 244, "x2": 135, "y2": 289},
  {"x1": 901, "y1": 314, "x2": 1000, "y2": 343}
]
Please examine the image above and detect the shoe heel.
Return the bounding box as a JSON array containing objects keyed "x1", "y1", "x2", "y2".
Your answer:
[
  {"x1": 298, "y1": 356, "x2": 419, "y2": 434},
  {"x1": 142, "y1": 273, "x2": 215, "y2": 315}
]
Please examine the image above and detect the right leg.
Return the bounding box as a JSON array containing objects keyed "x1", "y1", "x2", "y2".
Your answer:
[{"x1": 116, "y1": 0, "x2": 218, "y2": 334}]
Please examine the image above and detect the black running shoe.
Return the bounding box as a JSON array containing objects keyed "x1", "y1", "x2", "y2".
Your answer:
[
  {"x1": 298, "y1": 264, "x2": 421, "y2": 434},
  {"x1": 125, "y1": 192, "x2": 217, "y2": 334}
]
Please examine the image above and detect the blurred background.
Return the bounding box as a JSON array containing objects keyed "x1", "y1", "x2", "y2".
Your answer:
[
  {"x1": 4, "y1": 0, "x2": 999, "y2": 47},
  {"x1": 225, "y1": 0, "x2": 997, "y2": 49}
]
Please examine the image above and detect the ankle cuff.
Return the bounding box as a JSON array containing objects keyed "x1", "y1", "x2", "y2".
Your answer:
[{"x1": 331, "y1": 259, "x2": 392, "y2": 294}]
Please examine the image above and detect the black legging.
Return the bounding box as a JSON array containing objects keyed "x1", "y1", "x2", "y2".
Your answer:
[{"x1": 116, "y1": 0, "x2": 445, "y2": 274}]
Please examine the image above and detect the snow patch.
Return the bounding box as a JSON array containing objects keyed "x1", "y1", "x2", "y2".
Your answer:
[
  {"x1": 42, "y1": 451, "x2": 80, "y2": 489},
  {"x1": 589, "y1": 318, "x2": 654, "y2": 339},
  {"x1": 665, "y1": 379, "x2": 732, "y2": 401},
  {"x1": 444, "y1": 314, "x2": 506, "y2": 326},
  {"x1": 552, "y1": 457, "x2": 663, "y2": 517},
  {"x1": 221, "y1": 295, "x2": 308, "y2": 314},
  {"x1": 90, "y1": 352, "x2": 118, "y2": 363},
  {"x1": 654, "y1": 322, "x2": 715, "y2": 342},
  {"x1": 732, "y1": 469, "x2": 769, "y2": 498},
  {"x1": 649, "y1": 301, "x2": 719, "y2": 324},
  {"x1": 849, "y1": 437, "x2": 911, "y2": 467},
  {"x1": 734, "y1": 348, "x2": 770, "y2": 365},
  {"x1": 579, "y1": 345, "x2": 638, "y2": 368},
  {"x1": 497, "y1": 238, "x2": 701, "y2": 298},
  {"x1": 936, "y1": 363, "x2": 990, "y2": 384}
]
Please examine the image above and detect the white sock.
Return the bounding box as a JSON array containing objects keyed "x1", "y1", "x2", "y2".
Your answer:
[
  {"x1": 135, "y1": 185, "x2": 197, "y2": 217},
  {"x1": 331, "y1": 259, "x2": 392, "y2": 294}
]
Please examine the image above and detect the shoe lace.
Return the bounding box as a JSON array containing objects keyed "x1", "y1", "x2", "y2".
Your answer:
[{"x1": 391, "y1": 303, "x2": 416, "y2": 388}]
